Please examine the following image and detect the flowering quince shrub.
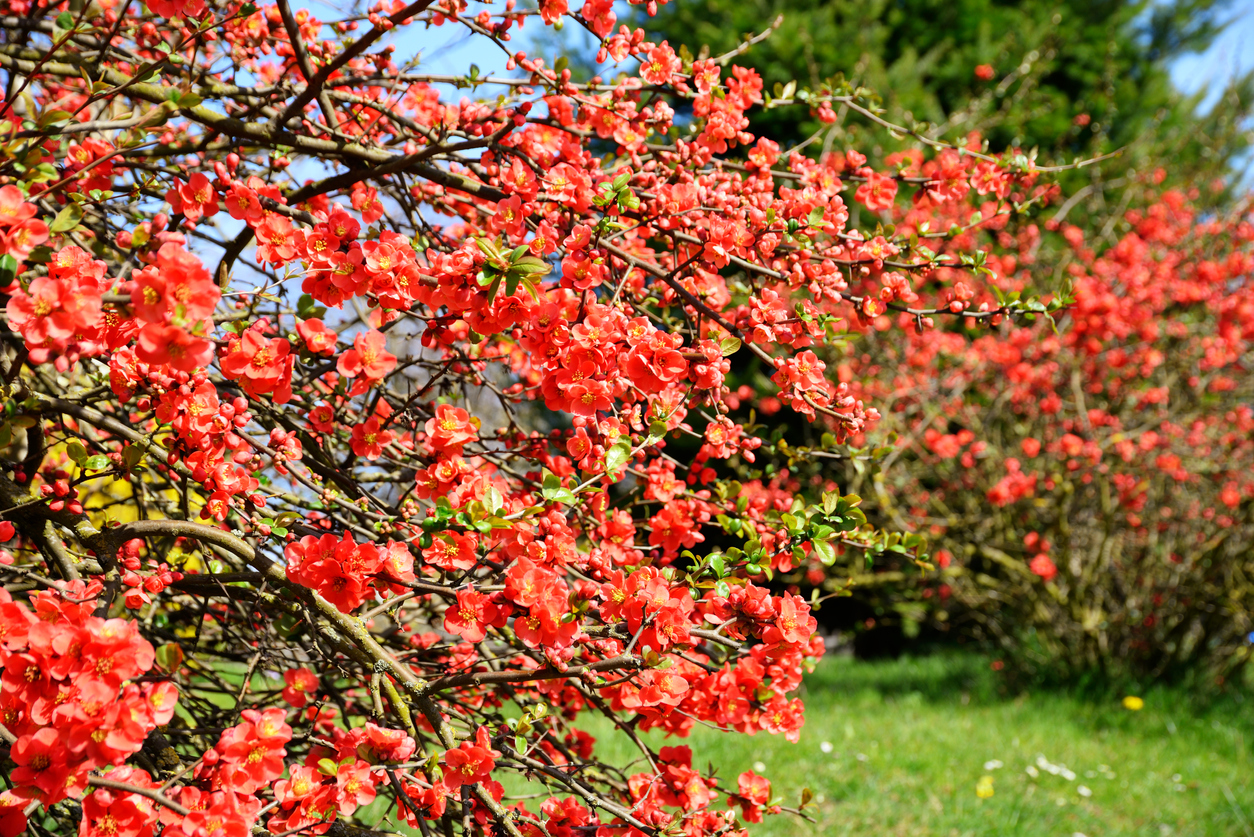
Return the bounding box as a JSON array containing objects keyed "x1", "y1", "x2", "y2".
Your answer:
[
  {"x1": 0, "y1": 2, "x2": 1100, "y2": 836},
  {"x1": 795, "y1": 176, "x2": 1254, "y2": 681}
]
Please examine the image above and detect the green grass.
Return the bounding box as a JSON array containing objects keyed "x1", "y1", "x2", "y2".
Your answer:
[{"x1": 578, "y1": 653, "x2": 1254, "y2": 837}]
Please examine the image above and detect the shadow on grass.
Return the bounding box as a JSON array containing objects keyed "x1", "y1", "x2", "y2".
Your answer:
[{"x1": 803, "y1": 647, "x2": 1002, "y2": 702}]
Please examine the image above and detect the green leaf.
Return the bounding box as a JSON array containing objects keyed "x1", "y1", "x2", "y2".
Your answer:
[
  {"x1": 604, "y1": 440, "x2": 632, "y2": 473},
  {"x1": 719, "y1": 336, "x2": 741, "y2": 356},
  {"x1": 0, "y1": 254, "x2": 17, "y2": 286},
  {"x1": 518, "y1": 275, "x2": 542, "y2": 302},
  {"x1": 474, "y1": 237, "x2": 502, "y2": 261},
  {"x1": 67, "y1": 441, "x2": 88, "y2": 464},
  {"x1": 812, "y1": 538, "x2": 837, "y2": 566},
  {"x1": 548, "y1": 488, "x2": 576, "y2": 505},
  {"x1": 317, "y1": 758, "x2": 338, "y2": 777},
  {"x1": 154, "y1": 642, "x2": 184, "y2": 672},
  {"x1": 83, "y1": 455, "x2": 110, "y2": 471},
  {"x1": 55, "y1": 11, "x2": 74, "y2": 28},
  {"x1": 511, "y1": 255, "x2": 551, "y2": 277},
  {"x1": 484, "y1": 274, "x2": 502, "y2": 304},
  {"x1": 485, "y1": 486, "x2": 503, "y2": 515},
  {"x1": 49, "y1": 204, "x2": 83, "y2": 234}
]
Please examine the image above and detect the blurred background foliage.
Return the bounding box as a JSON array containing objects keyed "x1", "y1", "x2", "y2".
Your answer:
[
  {"x1": 526, "y1": 0, "x2": 1254, "y2": 687},
  {"x1": 629, "y1": 0, "x2": 1254, "y2": 685},
  {"x1": 635, "y1": 0, "x2": 1254, "y2": 201}
]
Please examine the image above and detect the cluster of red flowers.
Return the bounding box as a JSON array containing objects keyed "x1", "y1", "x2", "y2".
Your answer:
[
  {"x1": 0, "y1": 582, "x2": 176, "y2": 834},
  {"x1": 784, "y1": 170, "x2": 1254, "y2": 675},
  {"x1": 5, "y1": 244, "x2": 110, "y2": 369},
  {"x1": 128, "y1": 242, "x2": 221, "y2": 372},
  {"x1": 285, "y1": 533, "x2": 415, "y2": 612}
]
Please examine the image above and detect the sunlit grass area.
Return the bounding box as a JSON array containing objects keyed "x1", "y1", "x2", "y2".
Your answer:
[{"x1": 578, "y1": 653, "x2": 1254, "y2": 837}]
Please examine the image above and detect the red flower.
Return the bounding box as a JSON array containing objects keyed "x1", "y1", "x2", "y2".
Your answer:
[
  {"x1": 219, "y1": 329, "x2": 292, "y2": 395},
  {"x1": 181, "y1": 790, "x2": 254, "y2": 837},
  {"x1": 167, "y1": 172, "x2": 218, "y2": 222},
  {"x1": 1029, "y1": 554, "x2": 1058, "y2": 581},
  {"x1": 763, "y1": 594, "x2": 817, "y2": 647},
  {"x1": 640, "y1": 42, "x2": 680, "y2": 85},
  {"x1": 256, "y1": 215, "x2": 298, "y2": 265},
  {"x1": 335, "y1": 761, "x2": 378, "y2": 815},
  {"x1": 351, "y1": 182, "x2": 384, "y2": 224},
  {"x1": 855, "y1": 170, "x2": 898, "y2": 212},
  {"x1": 132, "y1": 242, "x2": 219, "y2": 326},
  {"x1": 308, "y1": 402, "x2": 337, "y2": 433},
  {"x1": 135, "y1": 323, "x2": 214, "y2": 372},
  {"x1": 395, "y1": 778, "x2": 447, "y2": 827},
  {"x1": 285, "y1": 532, "x2": 384, "y2": 613},
  {"x1": 730, "y1": 770, "x2": 775, "y2": 822},
  {"x1": 564, "y1": 380, "x2": 613, "y2": 416},
  {"x1": 225, "y1": 183, "x2": 263, "y2": 222},
  {"x1": 281, "y1": 667, "x2": 319, "y2": 708},
  {"x1": 0, "y1": 186, "x2": 36, "y2": 226},
  {"x1": 273, "y1": 763, "x2": 322, "y2": 805},
  {"x1": 7, "y1": 271, "x2": 102, "y2": 347},
  {"x1": 442, "y1": 727, "x2": 499, "y2": 789},
  {"x1": 424, "y1": 404, "x2": 478, "y2": 454},
  {"x1": 424, "y1": 531, "x2": 479, "y2": 572},
  {"x1": 350, "y1": 416, "x2": 394, "y2": 461},
  {"x1": 10, "y1": 727, "x2": 72, "y2": 804},
  {"x1": 377, "y1": 541, "x2": 416, "y2": 588},
  {"x1": 297, "y1": 318, "x2": 338, "y2": 354},
  {"x1": 0, "y1": 217, "x2": 49, "y2": 260},
  {"x1": 638, "y1": 669, "x2": 688, "y2": 707},
  {"x1": 0, "y1": 791, "x2": 27, "y2": 837},
  {"x1": 444, "y1": 587, "x2": 498, "y2": 643},
  {"x1": 514, "y1": 600, "x2": 578, "y2": 650},
  {"x1": 216, "y1": 708, "x2": 291, "y2": 794},
  {"x1": 80, "y1": 768, "x2": 159, "y2": 837},
  {"x1": 337, "y1": 329, "x2": 397, "y2": 382}
]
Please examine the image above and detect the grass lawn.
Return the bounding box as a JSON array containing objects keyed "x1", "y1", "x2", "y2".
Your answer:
[{"x1": 579, "y1": 652, "x2": 1254, "y2": 837}]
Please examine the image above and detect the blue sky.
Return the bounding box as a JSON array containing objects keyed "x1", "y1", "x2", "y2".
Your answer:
[
  {"x1": 1171, "y1": 3, "x2": 1254, "y2": 109},
  {"x1": 399, "y1": 1, "x2": 1254, "y2": 113}
]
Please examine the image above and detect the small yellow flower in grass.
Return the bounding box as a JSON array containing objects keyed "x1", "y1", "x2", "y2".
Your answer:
[
  {"x1": 976, "y1": 775, "x2": 995, "y2": 799},
  {"x1": 1123, "y1": 696, "x2": 1145, "y2": 711}
]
